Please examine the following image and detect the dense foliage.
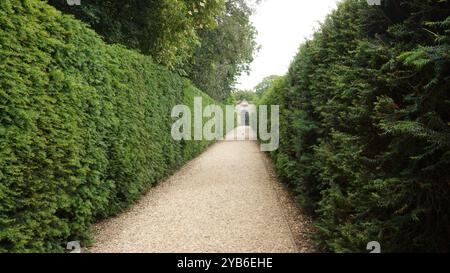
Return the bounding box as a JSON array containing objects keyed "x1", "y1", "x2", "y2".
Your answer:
[
  {"x1": 0, "y1": 0, "x2": 216, "y2": 252},
  {"x1": 48, "y1": 0, "x2": 259, "y2": 101},
  {"x1": 231, "y1": 90, "x2": 257, "y2": 103},
  {"x1": 254, "y1": 75, "x2": 281, "y2": 97},
  {"x1": 260, "y1": 0, "x2": 450, "y2": 252},
  {"x1": 48, "y1": 0, "x2": 225, "y2": 70},
  {"x1": 185, "y1": 0, "x2": 258, "y2": 100}
]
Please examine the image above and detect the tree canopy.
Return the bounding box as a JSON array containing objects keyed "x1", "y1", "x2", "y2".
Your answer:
[
  {"x1": 48, "y1": 0, "x2": 225, "y2": 69},
  {"x1": 185, "y1": 0, "x2": 258, "y2": 100},
  {"x1": 254, "y1": 75, "x2": 282, "y2": 96},
  {"x1": 48, "y1": 0, "x2": 259, "y2": 100}
]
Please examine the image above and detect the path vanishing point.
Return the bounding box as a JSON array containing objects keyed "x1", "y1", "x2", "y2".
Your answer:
[{"x1": 89, "y1": 127, "x2": 314, "y2": 253}]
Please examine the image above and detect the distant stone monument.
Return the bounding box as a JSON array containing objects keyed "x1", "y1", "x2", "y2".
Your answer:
[
  {"x1": 232, "y1": 99, "x2": 257, "y2": 140},
  {"x1": 236, "y1": 99, "x2": 254, "y2": 127}
]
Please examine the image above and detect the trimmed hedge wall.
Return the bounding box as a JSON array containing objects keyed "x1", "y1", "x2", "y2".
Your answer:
[
  {"x1": 0, "y1": 0, "x2": 215, "y2": 252},
  {"x1": 260, "y1": 0, "x2": 449, "y2": 252}
]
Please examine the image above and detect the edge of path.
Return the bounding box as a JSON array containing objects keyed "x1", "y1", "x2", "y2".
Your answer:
[{"x1": 260, "y1": 149, "x2": 317, "y2": 253}]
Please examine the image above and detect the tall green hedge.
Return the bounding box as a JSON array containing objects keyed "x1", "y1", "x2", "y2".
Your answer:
[
  {"x1": 0, "y1": 0, "x2": 215, "y2": 252},
  {"x1": 260, "y1": 0, "x2": 450, "y2": 252}
]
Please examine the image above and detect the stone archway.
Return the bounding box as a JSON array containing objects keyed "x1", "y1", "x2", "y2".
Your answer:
[
  {"x1": 236, "y1": 99, "x2": 255, "y2": 128},
  {"x1": 241, "y1": 110, "x2": 250, "y2": 126}
]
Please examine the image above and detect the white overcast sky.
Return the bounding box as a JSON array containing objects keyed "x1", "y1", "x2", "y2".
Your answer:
[{"x1": 236, "y1": 0, "x2": 341, "y2": 90}]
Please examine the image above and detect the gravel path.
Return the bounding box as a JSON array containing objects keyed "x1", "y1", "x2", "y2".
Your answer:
[{"x1": 89, "y1": 127, "x2": 315, "y2": 253}]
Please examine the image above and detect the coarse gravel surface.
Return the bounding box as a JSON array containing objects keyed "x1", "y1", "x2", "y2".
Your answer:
[{"x1": 89, "y1": 127, "x2": 315, "y2": 253}]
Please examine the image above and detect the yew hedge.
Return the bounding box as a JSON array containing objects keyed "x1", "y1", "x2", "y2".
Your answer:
[{"x1": 0, "y1": 0, "x2": 214, "y2": 252}]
